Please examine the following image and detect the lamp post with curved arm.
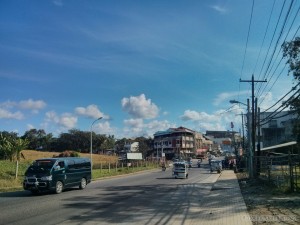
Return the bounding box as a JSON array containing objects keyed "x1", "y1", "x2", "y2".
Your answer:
[
  {"x1": 229, "y1": 99, "x2": 253, "y2": 178},
  {"x1": 229, "y1": 99, "x2": 247, "y2": 106},
  {"x1": 90, "y1": 117, "x2": 103, "y2": 178}
]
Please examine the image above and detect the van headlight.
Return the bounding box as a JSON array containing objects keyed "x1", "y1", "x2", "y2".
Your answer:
[{"x1": 41, "y1": 175, "x2": 52, "y2": 181}]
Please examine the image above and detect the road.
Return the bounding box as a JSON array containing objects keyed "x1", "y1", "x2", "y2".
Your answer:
[{"x1": 0, "y1": 160, "x2": 221, "y2": 225}]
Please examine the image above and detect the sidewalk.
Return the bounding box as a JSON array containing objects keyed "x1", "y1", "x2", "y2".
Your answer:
[{"x1": 191, "y1": 170, "x2": 253, "y2": 225}]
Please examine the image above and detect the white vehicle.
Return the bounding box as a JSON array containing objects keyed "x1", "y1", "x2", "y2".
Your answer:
[{"x1": 172, "y1": 162, "x2": 188, "y2": 179}]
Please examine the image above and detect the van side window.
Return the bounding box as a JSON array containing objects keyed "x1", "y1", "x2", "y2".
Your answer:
[
  {"x1": 67, "y1": 159, "x2": 75, "y2": 170},
  {"x1": 58, "y1": 161, "x2": 65, "y2": 168}
]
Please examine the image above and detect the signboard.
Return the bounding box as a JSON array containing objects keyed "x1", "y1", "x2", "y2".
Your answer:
[
  {"x1": 222, "y1": 140, "x2": 231, "y2": 145},
  {"x1": 126, "y1": 153, "x2": 143, "y2": 160}
]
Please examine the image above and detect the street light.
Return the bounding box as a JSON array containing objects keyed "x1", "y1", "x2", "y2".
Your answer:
[
  {"x1": 230, "y1": 99, "x2": 254, "y2": 178},
  {"x1": 90, "y1": 117, "x2": 103, "y2": 178},
  {"x1": 229, "y1": 99, "x2": 247, "y2": 106},
  {"x1": 229, "y1": 100, "x2": 247, "y2": 148}
]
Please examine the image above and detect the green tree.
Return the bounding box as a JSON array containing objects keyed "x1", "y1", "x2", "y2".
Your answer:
[
  {"x1": 115, "y1": 138, "x2": 128, "y2": 153},
  {"x1": 283, "y1": 37, "x2": 300, "y2": 142},
  {"x1": 135, "y1": 136, "x2": 153, "y2": 157},
  {"x1": 0, "y1": 132, "x2": 18, "y2": 160},
  {"x1": 22, "y1": 129, "x2": 47, "y2": 150},
  {"x1": 11, "y1": 138, "x2": 29, "y2": 161},
  {"x1": 56, "y1": 129, "x2": 90, "y2": 152},
  {"x1": 0, "y1": 132, "x2": 28, "y2": 161},
  {"x1": 100, "y1": 135, "x2": 116, "y2": 151}
]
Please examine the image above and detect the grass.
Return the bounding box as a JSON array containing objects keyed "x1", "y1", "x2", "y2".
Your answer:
[
  {"x1": 92, "y1": 162, "x2": 158, "y2": 178},
  {"x1": 0, "y1": 150, "x2": 158, "y2": 192}
]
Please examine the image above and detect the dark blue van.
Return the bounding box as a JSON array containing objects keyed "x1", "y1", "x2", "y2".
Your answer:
[{"x1": 23, "y1": 157, "x2": 91, "y2": 194}]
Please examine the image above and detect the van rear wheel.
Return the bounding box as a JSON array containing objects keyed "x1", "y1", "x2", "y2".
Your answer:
[
  {"x1": 79, "y1": 178, "x2": 87, "y2": 189},
  {"x1": 55, "y1": 181, "x2": 63, "y2": 194}
]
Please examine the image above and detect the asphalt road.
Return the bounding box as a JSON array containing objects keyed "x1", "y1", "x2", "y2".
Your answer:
[{"x1": 0, "y1": 160, "x2": 221, "y2": 225}]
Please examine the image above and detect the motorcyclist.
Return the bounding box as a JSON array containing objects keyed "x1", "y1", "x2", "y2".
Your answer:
[
  {"x1": 197, "y1": 160, "x2": 201, "y2": 168},
  {"x1": 161, "y1": 162, "x2": 166, "y2": 171}
]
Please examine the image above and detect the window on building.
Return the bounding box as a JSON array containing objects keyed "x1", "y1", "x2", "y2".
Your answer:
[{"x1": 269, "y1": 120, "x2": 278, "y2": 128}]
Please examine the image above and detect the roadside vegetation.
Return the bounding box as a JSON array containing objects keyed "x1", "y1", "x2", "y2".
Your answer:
[
  {"x1": 0, "y1": 128, "x2": 156, "y2": 192},
  {"x1": 0, "y1": 150, "x2": 158, "y2": 192}
]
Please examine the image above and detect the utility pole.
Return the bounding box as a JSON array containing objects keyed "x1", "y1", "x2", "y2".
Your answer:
[
  {"x1": 257, "y1": 106, "x2": 261, "y2": 175},
  {"x1": 246, "y1": 99, "x2": 252, "y2": 178},
  {"x1": 241, "y1": 112, "x2": 245, "y2": 153},
  {"x1": 235, "y1": 113, "x2": 245, "y2": 155},
  {"x1": 240, "y1": 75, "x2": 267, "y2": 179}
]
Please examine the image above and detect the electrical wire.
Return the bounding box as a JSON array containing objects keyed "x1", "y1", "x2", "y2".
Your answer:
[
  {"x1": 253, "y1": 0, "x2": 276, "y2": 77},
  {"x1": 260, "y1": 90, "x2": 300, "y2": 124},
  {"x1": 258, "y1": 22, "x2": 300, "y2": 106},
  {"x1": 256, "y1": 0, "x2": 286, "y2": 86},
  {"x1": 240, "y1": 0, "x2": 255, "y2": 81},
  {"x1": 256, "y1": 0, "x2": 294, "y2": 99},
  {"x1": 261, "y1": 83, "x2": 299, "y2": 113}
]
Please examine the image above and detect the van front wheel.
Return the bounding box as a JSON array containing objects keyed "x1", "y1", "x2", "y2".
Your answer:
[
  {"x1": 55, "y1": 181, "x2": 63, "y2": 194},
  {"x1": 79, "y1": 178, "x2": 87, "y2": 189}
]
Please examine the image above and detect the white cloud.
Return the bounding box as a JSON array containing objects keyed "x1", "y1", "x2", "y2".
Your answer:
[
  {"x1": 180, "y1": 110, "x2": 220, "y2": 122},
  {"x1": 121, "y1": 94, "x2": 159, "y2": 119},
  {"x1": 45, "y1": 111, "x2": 59, "y2": 123},
  {"x1": 213, "y1": 90, "x2": 249, "y2": 106},
  {"x1": 19, "y1": 99, "x2": 46, "y2": 113},
  {"x1": 162, "y1": 111, "x2": 169, "y2": 116},
  {"x1": 59, "y1": 113, "x2": 78, "y2": 129},
  {"x1": 180, "y1": 107, "x2": 246, "y2": 133},
  {"x1": 0, "y1": 100, "x2": 15, "y2": 109},
  {"x1": 0, "y1": 99, "x2": 46, "y2": 116},
  {"x1": 199, "y1": 122, "x2": 225, "y2": 132},
  {"x1": 53, "y1": 0, "x2": 63, "y2": 6},
  {"x1": 26, "y1": 124, "x2": 35, "y2": 130},
  {"x1": 122, "y1": 118, "x2": 175, "y2": 138},
  {"x1": 146, "y1": 120, "x2": 176, "y2": 134},
  {"x1": 94, "y1": 121, "x2": 115, "y2": 135},
  {"x1": 210, "y1": 5, "x2": 228, "y2": 14},
  {"x1": 45, "y1": 111, "x2": 77, "y2": 130},
  {"x1": 0, "y1": 108, "x2": 24, "y2": 119},
  {"x1": 75, "y1": 104, "x2": 107, "y2": 119},
  {"x1": 124, "y1": 118, "x2": 144, "y2": 128}
]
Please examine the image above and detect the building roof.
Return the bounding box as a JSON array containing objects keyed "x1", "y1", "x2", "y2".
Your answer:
[
  {"x1": 154, "y1": 126, "x2": 195, "y2": 137},
  {"x1": 261, "y1": 141, "x2": 297, "y2": 151}
]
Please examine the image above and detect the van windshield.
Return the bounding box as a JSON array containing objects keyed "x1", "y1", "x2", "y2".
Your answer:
[
  {"x1": 27, "y1": 160, "x2": 55, "y2": 173},
  {"x1": 174, "y1": 164, "x2": 186, "y2": 169}
]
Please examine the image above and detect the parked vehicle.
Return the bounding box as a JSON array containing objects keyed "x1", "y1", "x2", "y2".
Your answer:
[
  {"x1": 172, "y1": 162, "x2": 188, "y2": 179},
  {"x1": 210, "y1": 160, "x2": 222, "y2": 173},
  {"x1": 23, "y1": 157, "x2": 91, "y2": 194}
]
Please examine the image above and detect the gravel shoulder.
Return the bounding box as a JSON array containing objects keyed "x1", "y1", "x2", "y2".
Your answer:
[{"x1": 237, "y1": 173, "x2": 300, "y2": 224}]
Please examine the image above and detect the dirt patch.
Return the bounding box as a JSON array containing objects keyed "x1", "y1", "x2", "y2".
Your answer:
[{"x1": 237, "y1": 173, "x2": 300, "y2": 224}]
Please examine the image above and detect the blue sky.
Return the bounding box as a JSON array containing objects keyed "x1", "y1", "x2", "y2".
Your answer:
[{"x1": 0, "y1": 0, "x2": 299, "y2": 138}]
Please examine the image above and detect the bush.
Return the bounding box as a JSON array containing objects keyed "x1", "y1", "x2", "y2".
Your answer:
[{"x1": 53, "y1": 151, "x2": 80, "y2": 158}]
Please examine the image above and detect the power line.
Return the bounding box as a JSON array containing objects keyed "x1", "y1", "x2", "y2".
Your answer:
[
  {"x1": 256, "y1": 0, "x2": 287, "y2": 84},
  {"x1": 240, "y1": 0, "x2": 255, "y2": 81},
  {"x1": 260, "y1": 90, "x2": 300, "y2": 124},
  {"x1": 258, "y1": 14, "x2": 300, "y2": 107},
  {"x1": 256, "y1": 0, "x2": 294, "y2": 98},
  {"x1": 261, "y1": 83, "x2": 299, "y2": 113},
  {"x1": 252, "y1": 0, "x2": 276, "y2": 76}
]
